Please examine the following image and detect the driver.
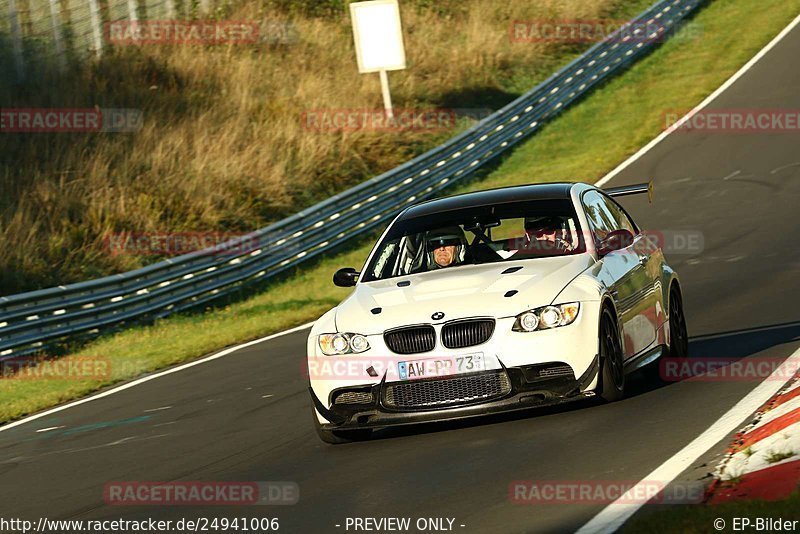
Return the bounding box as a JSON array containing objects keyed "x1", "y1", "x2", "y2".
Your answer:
[{"x1": 426, "y1": 226, "x2": 467, "y2": 268}]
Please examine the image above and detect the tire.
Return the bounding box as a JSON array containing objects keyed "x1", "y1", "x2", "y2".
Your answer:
[
  {"x1": 668, "y1": 285, "x2": 689, "y2": 359},
  {"x1": 311, "y1": 405, "x2": 372, "y2": 444},
  {"x1": 598, "y1": 306, "x2": 625, "y2": 402}
]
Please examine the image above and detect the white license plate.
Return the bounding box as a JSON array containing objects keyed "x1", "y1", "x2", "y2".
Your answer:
[{"x1": 397, "y1": 353, "x2": 485, "y2": 380}]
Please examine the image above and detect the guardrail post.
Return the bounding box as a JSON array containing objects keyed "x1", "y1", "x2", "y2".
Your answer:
[
  {"x1": 87, "y1": 0, "x2": 104, "y2": 57},
  {"x1": 48, "y1": 0, "x2": 67, "y2": 71},
  {"x1": 126, "y1": 0, "x2": 137, "y2": 21},
  {"x1": 7, "y1": 0, "x2": 25, "y2": 80}
]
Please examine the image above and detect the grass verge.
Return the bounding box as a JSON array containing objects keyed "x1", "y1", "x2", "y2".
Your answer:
[
  {"x1": 622, "y1": 492, "x2": 800, "y2": 532},
  {"x1": 2, "y1": 0, "x2": 799, "y2": 424}
]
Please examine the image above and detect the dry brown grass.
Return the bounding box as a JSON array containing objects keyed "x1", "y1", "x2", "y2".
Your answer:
[{"x1": 0, "y1": 0, "x2": 641, "y2": 294}]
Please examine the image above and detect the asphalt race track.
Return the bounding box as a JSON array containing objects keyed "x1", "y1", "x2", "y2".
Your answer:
[{"x1": 1, "y1": 20, "x2": 799, "y2": 534}]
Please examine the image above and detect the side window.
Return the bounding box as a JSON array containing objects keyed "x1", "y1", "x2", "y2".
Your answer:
[
  {"x1": 370, "y1": 241, "x2": 398, "y2": 279},
  {"x1": 602, "y1": 195, "x2": 637, "y2": 235},
  {"x1": 582, "y1": 191, "x2": 616, "y2": 243},
  {"x1": 582, "y1": 191, "x2": 637, "y2": 244}
]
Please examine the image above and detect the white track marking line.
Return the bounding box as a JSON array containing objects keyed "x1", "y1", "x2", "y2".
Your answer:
[
  {"x1": 594, "y1": 13, "x2": 800, "y2": 188},
  {"x1": 0, "y1": 322, "x2": 314, "y2": 433},
  {"x1": 577, "y1": 346, "x2": 800, "y2": 534},
  {"x1": 143, "y1": 406, "x2": 172, "y2": 413},
  {"x1": 35, "y1": 426, "x2": 64, "y2": 433}
]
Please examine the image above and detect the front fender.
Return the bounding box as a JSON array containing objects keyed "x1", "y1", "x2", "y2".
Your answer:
[
  {"x1": 551, "y1": 268, "x2": 605, "y2": 305},
  {"x1": 307, "y1": 306, "x2": 338, "y2": 356}
]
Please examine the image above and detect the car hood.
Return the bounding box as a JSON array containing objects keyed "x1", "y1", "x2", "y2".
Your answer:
[{"x1": 335, "y1": 255, "x2": 595, "y2": 334}]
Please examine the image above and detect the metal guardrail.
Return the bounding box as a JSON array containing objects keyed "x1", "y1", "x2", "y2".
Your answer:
[{"x1": 0, "y1": 0, "x2": 703, "y2": 358}]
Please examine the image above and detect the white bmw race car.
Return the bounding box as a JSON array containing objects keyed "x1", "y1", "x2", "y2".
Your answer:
[{"x1": 307, "y1": 181, "x2": 688, "y2": 443}]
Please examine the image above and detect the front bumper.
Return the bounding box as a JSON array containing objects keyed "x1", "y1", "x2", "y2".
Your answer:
[{"x1": 310, "y1": 355, "x2": 599, "y2": 431}]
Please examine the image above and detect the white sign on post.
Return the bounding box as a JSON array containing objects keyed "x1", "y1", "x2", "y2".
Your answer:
[{"x1": 350, "y1": 0, "x2": 407, "y2": 119}]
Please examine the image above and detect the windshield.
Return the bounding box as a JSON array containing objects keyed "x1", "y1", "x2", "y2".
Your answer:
[{"x1": 362, "y1": 199, "x2": 586, "y2": 282}]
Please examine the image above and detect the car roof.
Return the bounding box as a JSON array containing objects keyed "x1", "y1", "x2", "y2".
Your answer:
[{"x1": 400, "y1": 182, "x2": 580, "y2": 220}]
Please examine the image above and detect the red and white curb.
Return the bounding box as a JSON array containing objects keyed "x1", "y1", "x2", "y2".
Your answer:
[{"x1": 706, "y1": 373, "x2": 800, "y2": 503}]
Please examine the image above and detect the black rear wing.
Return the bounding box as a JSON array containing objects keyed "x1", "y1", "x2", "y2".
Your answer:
[{"x1": 604, "y1": 181, "x2": 654, "y2": 203}]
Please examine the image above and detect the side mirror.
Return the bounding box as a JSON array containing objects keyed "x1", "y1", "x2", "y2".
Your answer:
[
  {"x1": 597, "y1": 229, "x2": 634, "y2": 256},
  {"x1": 333, "y1": 267, "x2": 360, "y2": 287}
]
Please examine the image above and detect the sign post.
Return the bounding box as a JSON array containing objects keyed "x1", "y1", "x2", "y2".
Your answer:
[
  {"x1": 350, "y1": 0, "x2": 407, "y2": 120},
  {"x1": 378, "y1": 70, "x2": 393, "y2": 119}
]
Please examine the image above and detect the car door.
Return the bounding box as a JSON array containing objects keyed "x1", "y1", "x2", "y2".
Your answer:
[{"x1": 582, "y1": 191, "x2": 658, "y2": 360}]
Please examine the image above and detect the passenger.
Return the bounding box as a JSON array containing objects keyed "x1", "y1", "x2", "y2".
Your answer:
[{"x1": 520, "y1": 216, "x2": 572, "y2": 255}]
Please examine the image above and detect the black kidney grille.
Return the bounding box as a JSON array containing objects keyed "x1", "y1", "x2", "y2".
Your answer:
[
  {"x1": 384, "y1": 326, "x2": 436, "y2": 354},
  {"x1": 384, "y1": 371, "x2": 511, "y2": 409},
  {"x1": 441, "y1": 319, "x2": 495, "y2": 349}
]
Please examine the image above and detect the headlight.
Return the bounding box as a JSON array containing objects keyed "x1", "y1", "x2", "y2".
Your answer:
[
  {"x1": 318, "y1": 333, "x2": 371, "y2": 355},
  {"x1": 519, "y1": 312, "x2": 539, "y2": 332},
  {"x1": 349, "y1": 334, "x2": 370, "y2": 352},
  {"x1": 540, "y1": 306, "x2": 562, "y2": 328},
  {"x1": 513, "y1": 302, "x2": 580, "y2": 332}
]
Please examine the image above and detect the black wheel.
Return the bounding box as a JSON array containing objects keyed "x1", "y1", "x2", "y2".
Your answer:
[
  {"x1": 668, "y1": 286, "x2": 689, "y2": 359},
  {"x1": 598, "y1": 306, "x2": 625, "y2": 402},
  {"x1": 311, "y1": 405, "x2": 372, "y2": 444}
]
